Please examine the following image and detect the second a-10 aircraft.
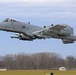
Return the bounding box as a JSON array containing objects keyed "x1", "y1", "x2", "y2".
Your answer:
[{"x1": 0, "y1": 18, "x2": 76, "y2": 44}]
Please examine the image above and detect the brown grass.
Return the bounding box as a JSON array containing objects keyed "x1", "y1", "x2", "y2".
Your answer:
[{"x1": 0, "y1": 70, "x2": 76, "y2": 75}]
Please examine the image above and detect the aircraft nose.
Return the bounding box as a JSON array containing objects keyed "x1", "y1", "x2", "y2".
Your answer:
[
  {"x1": 0, "y1": 22, "x2": 2, "y2": 26},
  {"x1": 0, "y1": 22, "x2": 6, "y2": 30}
]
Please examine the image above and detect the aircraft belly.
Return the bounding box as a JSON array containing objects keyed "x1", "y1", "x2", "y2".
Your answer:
[
  {"x1": 23, "y1": 26, "x2": 43, "y2": 37},
  {"x1": 59, "y1": 30, "x2": 71, "y2": 35}
]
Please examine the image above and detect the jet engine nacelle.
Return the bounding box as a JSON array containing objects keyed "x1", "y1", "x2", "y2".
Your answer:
[{"x1": 17, "y1": 33, "x2": 26, "y2": 40}]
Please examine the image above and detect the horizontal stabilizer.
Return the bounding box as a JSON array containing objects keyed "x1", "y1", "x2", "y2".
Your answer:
[
  {"x1": 66, "y1": 36, "x2": 76, "y2": 41},
  {"x1": 62, "y1": 39, "x2": 74, "y2": 44}
]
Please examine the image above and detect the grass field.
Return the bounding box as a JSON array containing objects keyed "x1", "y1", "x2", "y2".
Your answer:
[{"x1": 0, "y1": 70, "x2": 76, "y2": 75}]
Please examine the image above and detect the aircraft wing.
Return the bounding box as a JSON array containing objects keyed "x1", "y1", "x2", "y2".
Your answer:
[
  {"x1": 48, "y1": 24, "x2": 66, "y2": 30},
  {"x1": 42, "y1": 24, "x2": 66, "y2": 34},
  {"x1": 33, "y1": 24, "x2": 66, "y2": 37}
]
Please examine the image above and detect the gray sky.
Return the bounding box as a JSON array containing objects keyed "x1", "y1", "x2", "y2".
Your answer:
[{"x1": 0, "y1": 0, "x2": 76, "y2": 58}]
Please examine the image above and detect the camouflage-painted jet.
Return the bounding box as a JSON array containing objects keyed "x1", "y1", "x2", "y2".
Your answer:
[{"x1": 0, "y1": 18, "x2": 76, "y2": 44}]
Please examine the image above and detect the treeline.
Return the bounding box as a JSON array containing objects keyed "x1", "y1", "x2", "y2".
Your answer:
[{"x1": 0, "y1": 52, "x2": 76, "y2": 70}]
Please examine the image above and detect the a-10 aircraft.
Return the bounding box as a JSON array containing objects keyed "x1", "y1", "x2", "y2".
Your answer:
[{"x1": 0, "y1": 18, "x2": 76, "y2": 44}]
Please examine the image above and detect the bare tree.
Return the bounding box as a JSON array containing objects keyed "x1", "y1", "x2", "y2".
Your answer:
[
  {"x1": 2, "y1": 52, "x2": 76, "y2": 70},
  {"x1": 66, "y1": 56, "x2": 75, "y2": 69}
]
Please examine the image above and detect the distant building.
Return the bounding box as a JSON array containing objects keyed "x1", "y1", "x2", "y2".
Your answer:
[
  {"x1": 59, "y1": 67, "x2": 66, "y2": 71},
  {"x1": 0, "y1": 61, "x2": 7, "y2": 71},
  {"x1": 0, "y1": 68, "x2": 7, "y2": 71}
]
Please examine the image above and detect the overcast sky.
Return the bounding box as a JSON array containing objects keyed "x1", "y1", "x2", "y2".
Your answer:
[{"x1": 0, "y1": 0, "x2": 76, "y2": 58}]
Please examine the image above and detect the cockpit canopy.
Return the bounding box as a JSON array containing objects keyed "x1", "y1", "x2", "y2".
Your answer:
[{"x1": 3, "y1": 18, "x2": 18, "y2": 22}]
